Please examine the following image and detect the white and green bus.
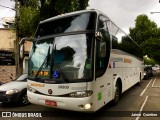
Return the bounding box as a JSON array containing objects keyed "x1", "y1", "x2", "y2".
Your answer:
[{"x1": 27, "y1": 9, "x2": 144, "y2": 112}]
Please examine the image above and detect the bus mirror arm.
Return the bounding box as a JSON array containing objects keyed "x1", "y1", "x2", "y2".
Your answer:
[
  {"x1": 19, "y1": 37, "x2": 34, "y2": 45},
  {"x1": 96, "y1": 32, "x2": 102, "y2": 41}
]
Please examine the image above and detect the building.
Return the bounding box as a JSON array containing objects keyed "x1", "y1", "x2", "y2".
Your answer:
[
  {"x1": 1, "y1": 17, "x2": 15, "y2": 28},
  {"x1": 0, "y1": 28, "x2": 16, "y2": 83},
  {"x1": 0, "y1": 28, "x2": 32, "y2": 84}
]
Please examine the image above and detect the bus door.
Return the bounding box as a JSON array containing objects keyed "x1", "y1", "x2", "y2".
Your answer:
[{"x1": 95, "y1": 15, "x2": 112, "y2": 109}]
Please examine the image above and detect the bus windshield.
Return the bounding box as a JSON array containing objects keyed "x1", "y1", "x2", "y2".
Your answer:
[
  {"x1": 29, "y1": 38, "x2": 53, "y2": 79},
  {"x1": 29, "y1": 33, "x2": 94, "y2": 83}
]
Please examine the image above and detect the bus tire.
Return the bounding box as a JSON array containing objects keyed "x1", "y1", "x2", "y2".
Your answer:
[
  {"x1": 112, "y1": 82, "x2": 121, "y2": 105},
  {"x1": 137, "y1": 73, "x2": 142, "y2": 86}
]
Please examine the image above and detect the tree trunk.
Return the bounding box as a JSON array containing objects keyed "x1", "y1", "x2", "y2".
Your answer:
[{"x1": 15, "y1": 0, "x2": 23, "y2": 77}]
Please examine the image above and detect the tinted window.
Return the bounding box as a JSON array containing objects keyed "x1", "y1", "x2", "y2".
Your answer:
[
  {"x1": 111, "y1": 22, "x2": 143, "y2": 59},
  {"x1": 96, "y1": 15, "x2": 111, "y2": 78},
  {"x1": 52, "y1": 33, "x2": 94, "y2": 81},
  {"x1": 29, "y1": 39, "x2": 53, "y2": 78},
  {"x1": 36, "y1": 12, "x2": 96, "y2": 37}
]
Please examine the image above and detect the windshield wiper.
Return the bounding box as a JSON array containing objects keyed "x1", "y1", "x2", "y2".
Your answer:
[{"x1": 35, "y1": 47, "x2": 50, "y2": 79}]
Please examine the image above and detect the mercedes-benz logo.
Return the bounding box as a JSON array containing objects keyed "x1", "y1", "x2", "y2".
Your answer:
[{"x1": 48, "y1": 89, "x2": 53, "y2": 94}]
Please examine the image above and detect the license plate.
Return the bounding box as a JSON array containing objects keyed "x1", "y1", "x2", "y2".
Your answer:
[{"x1": 45, "y1": 100, "x2": 57, "y2": 106}]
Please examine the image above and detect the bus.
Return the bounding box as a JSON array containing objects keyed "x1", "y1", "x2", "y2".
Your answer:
[{"x1": 27, "y1": 9, "x2": 144, "y2": 112}]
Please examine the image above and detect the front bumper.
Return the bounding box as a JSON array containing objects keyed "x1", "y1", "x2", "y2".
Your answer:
[
  {"x1": 0, "y1": 91, "x2": 19, "y2": 103},
  {"x1": 27, "y1": 91, "x2": 95, "y2": 112}
]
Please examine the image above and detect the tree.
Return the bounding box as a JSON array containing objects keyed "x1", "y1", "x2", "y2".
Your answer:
[
  {"x1": 18, "y1": 0, "x2": 40, "y2": 37},
  {"x1": 18, "y1": 6, "x2": 39, "y2": 37},
  {"x1": 143, "y1": 56, "x2": 156, "y2": 66},
  {"x1": 129, "y1": 14, "x2": 158, "y2": 45},
  {"x1": 129, "y1": 14, "x2": 160, "y2": 64},
  {"x1": 18, "y1": 0, "x2": 89, "y2": 37},
  {"x1": 40, "y1": 0, "x2": 89, "y2": 20}
]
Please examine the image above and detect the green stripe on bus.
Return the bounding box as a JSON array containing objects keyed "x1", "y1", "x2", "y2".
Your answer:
[{"x1": 98, "y1": 92, "x2": 102, "y2": 101}]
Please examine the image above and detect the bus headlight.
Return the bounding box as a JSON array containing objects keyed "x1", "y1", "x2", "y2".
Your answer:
[
  {"x1": 69, "y1": 90, "x2": 93, "y2": 98},
  {"x1": 78, "y1": 103, "x2": 92, "y2": 109},
  {"x1": 84, "y1": 103, "x2": 92, "y2": 109},
  {"x1": 27, "y1": 86, "x2": 36, "y2": 93}
]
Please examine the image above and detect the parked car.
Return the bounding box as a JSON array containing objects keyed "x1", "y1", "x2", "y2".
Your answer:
[
  {"x1": 0, "y1": 81, "x2": 2, "y2": 86},
  {"x1": 152, "y1": 65, "x2": 159, "y2": 71},
  {"x1": 0, "y1": 73, "x2": 29, "y2": 105},
  {"x1": 143, "y1": 66, "x2": 153, "y2": 79}
]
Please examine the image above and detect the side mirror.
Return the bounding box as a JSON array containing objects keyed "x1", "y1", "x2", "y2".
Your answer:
[
  {"x1": 19, "y1": 37, "x2": 34, "y2": 59},
  {"x1": 19, "y1": 37, "x2": 34, "y2": 45},
  {"x1": 96, "y1": 32, "x2": 102, "y2": 41}
]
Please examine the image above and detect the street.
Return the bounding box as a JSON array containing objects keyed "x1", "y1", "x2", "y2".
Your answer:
[
  {"x1": 0, "y1": 1, "x2": 160, "y2": 120},
  {"x1": 0, "y1": 71, "x2": 160, "y2": 120}
]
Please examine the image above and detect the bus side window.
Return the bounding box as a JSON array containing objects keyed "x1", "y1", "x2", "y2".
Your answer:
[
  {"x1": 100, "y1": 42, "x2": 106, "y2": 58},
  {"x1": 96, "y1": 40, "x2": 106, "y2": 78},
  {"x1": 96, "y1": 15, "x2": 111, "y2": 78},
  {"x1": 96, "y1": 30, "x2": 110, "y2": 78}
]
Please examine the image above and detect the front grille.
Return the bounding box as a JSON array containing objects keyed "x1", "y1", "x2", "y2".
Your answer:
[{"x1": 0, "y1": 91, "x2": 6, "y2": 95}]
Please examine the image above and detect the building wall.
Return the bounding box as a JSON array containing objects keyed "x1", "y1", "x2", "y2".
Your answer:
[
  {"x1": 0, "y1": 29, "x2": 31, "y2": 83},
  {"x1": 0, "y1": 28, "x2": 16, "y2": 83},
  {"x1": 0, "y1": 66, "x2": 16, "y2": 83},
  {"x1": 0, "y1": 28, "x2": 15, "y2": 50}
]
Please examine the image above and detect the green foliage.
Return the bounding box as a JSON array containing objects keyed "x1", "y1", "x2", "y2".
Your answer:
[
  {"x1": 55, "y1": 0, "x2": 79, "y2": 14},
  {"x1": 129, "y1": 14, "x2": 157, "y2": 45},
  {"x1": 129, "y1": 14, "x2": 160, "y2": 64},
  {"x1": 55, "y1": 0, "x2": 88, "y2": 13},
  {"x1": 39, "y1": 0, "x2": 89, "y2": 20},
  {"x1": 18, "y1": 6, "x2": 40, "y2": 37},
  {"x1": 18, "y1": 0, "x2": 39, "y2": 7},
  {"x1": 143, "y1": 56, "x2": 156, "y2": 65},
  {"x1": 17, "y1": 0, "x2": 89, "y2": 37}
]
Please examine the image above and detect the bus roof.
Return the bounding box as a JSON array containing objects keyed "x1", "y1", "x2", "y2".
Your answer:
[
  {"x1": 38, "y1": 9, "x2": 140, "y2": 48},
  {"x1": 40, "y1": 9, "x2": 99, "y2": 24}
]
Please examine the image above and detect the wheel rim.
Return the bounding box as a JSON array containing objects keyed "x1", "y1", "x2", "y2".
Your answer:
[{"x1": 22, "y1": 94, "x2": 29, "y2": 105}]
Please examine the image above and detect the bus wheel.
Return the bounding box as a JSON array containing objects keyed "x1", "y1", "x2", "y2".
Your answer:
[
  {"x1": 112, "y1": 82, "x2": 120, "y2": 105},
  {"x1": 137, "y1": 74, "x2": 142, "y2": 86}
]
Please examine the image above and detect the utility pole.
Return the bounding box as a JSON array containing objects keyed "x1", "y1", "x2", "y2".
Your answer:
[{"x1": 15, "y1": 0, "x2": 23, "y2": 77}]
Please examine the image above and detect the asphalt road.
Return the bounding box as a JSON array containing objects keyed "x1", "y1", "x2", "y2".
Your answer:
[{"x1": 0, "y1": 71, "x2": 160, "y2": 120}]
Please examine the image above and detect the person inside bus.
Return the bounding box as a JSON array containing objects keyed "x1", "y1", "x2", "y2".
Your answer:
[{"x1": 54, "y1": 51, "x2": 64, "y2": 64}]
